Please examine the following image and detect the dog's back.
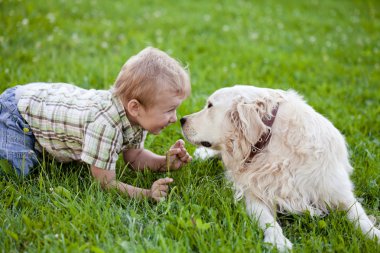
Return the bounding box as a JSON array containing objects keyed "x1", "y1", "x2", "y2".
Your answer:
[{"x1": 256, "y1": 89, "x2": 354, "y2": 214}]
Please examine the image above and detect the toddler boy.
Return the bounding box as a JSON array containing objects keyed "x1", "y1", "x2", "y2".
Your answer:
[{"x1": 0, "y1": 47, "x2": 192, "y2": 201}]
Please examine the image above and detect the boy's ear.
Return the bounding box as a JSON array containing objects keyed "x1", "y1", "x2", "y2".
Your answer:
[{"x1": 126, "y1": 99, "x2": 141, "y2": 117}]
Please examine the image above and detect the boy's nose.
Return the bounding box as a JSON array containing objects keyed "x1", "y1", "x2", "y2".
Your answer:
[
  {"x1": 170, "y1": 113, "x2": 177, "y2": 123},
  {"x1": 180, "y1": 117, "x2": 186, "y2": 126}
]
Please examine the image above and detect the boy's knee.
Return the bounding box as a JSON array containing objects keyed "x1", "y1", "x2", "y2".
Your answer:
[{"x1": 0, "y1": 150, "x2": 38, "y2": 176}]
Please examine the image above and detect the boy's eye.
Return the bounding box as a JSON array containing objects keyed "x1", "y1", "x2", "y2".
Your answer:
[{"x1": 207, "y1": 103, "x2": 213, "y2": 108}]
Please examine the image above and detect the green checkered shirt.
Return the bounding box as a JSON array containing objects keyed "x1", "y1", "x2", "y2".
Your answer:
[{"x1": 17, "y1": 83, "x2": 145, "y2": 170}]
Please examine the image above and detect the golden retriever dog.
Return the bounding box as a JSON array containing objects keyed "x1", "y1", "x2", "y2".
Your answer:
[{"x1": 180, "y1": 85, "x2": 380, "y2": 251}]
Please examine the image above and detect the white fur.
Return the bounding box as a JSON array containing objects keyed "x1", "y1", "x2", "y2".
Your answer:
[
  {"x1": 193, "y1": 147, "x2": 220, "y2": 160},
  {"x1": 182, "y1": 85, "x2": 380, "y2": 251}
]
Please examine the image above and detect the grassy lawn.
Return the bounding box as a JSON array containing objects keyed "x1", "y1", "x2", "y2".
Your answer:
[{"x1": 1, "y1": 0, "x2": 379, "y2": 252}]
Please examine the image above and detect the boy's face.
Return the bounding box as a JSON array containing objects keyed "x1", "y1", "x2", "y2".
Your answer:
[{"x1": 132, "y1": 92, "x2": 185, "y2": 135}]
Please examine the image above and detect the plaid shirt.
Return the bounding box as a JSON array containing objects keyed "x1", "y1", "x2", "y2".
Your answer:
[{"x1": 17, "y1": 82, "x2": 146, "y2": 170}]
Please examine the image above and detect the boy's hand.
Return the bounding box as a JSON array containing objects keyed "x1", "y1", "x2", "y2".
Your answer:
[
  {"x1": 149, "y1": 177, "x2": 173, "y2": 201},
  {"x1": 166, "y1": 139, "x2": 192, "y2": 170}
]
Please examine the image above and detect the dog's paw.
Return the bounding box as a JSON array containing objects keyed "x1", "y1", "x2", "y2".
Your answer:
[
  {"x1": 370, "y1": 227, "x2": 380, "y2": 243},
  {"x1": 193, "y1": 147, "x2": 220, "y2": 160},
  {"x1": 264, "y1": 229, "x2": 293, "y2": 252}
]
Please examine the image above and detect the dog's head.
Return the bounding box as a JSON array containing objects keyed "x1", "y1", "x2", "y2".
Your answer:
[{"x1": 181, "y1": 85, "x2": 278, "y2": 158}]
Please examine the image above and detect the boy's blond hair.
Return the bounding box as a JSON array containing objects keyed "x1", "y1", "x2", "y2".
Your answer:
[{"x1": 113, "y1": 47, "x2": 191, "y2": 108}]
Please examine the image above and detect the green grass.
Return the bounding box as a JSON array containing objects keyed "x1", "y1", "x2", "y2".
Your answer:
[{"x1": 1, "y1": 0, "x2": 380, "y2": 252}]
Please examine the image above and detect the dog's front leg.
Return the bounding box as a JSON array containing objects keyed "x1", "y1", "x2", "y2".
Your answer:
[
  {"x1": 344, "y1": 199, "x2": 380, "y2": 242},
  {"x1": 246, "y1": 197, "x2": 293, "y2": 251}
]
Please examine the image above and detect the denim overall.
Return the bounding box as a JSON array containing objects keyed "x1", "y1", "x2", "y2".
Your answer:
[{"x1": 0, "y1": 87, "x2": 38, "y2": 175}]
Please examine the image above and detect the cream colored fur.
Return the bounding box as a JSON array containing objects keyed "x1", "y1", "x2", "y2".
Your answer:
[{"x1": 181, "y1": 85, "x2": 380, "y2": 251}]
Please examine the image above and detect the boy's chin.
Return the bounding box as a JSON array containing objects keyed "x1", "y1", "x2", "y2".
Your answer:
[
  {"x1": 148, "y1": 129, "x2": 162, "y2": 135},
  {"x1": 146, "y1": 125, "x2": 167, "y2": 135}
]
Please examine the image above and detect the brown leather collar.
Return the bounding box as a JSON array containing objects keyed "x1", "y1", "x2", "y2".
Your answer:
[{"x1": 246, "y1": 104, "x2": 279, "y2": 163}]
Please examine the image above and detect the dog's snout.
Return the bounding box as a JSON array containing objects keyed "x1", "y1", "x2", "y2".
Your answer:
[{"x1": 180, "y1": 117, "x2": 187, "y2": 126}]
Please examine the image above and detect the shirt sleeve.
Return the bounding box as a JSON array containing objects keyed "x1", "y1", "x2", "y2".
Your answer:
[{"x1": 81, "y1": 122, "x2": 122, "y2": 170}]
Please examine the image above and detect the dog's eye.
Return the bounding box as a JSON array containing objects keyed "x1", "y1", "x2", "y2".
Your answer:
[{"x1": 207, "y1": 103, "x2": 213, "y2": 108}]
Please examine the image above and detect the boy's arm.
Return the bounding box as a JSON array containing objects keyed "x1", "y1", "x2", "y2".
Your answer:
[
  {"x1": 90, "y1": 165, "x2": 151, "y2": 198},
  {"x1": 90, "y1": 165, "x2": 173, "y2": 201},
  {"x1": 123, "y1": 140, "x2": 192, "y2": 172},
  {"x1": 122, "y1": 149, "x2": 166, "y2": 171}
]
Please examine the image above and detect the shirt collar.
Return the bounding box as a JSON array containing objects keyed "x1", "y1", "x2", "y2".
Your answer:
[{"x1": 112, "y1": 94, "x2": 143, "y2": 142}]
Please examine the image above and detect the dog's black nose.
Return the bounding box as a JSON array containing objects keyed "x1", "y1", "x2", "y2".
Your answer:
[{"x1": 180, "y1": 117, "x2": 187, "y2": 126}]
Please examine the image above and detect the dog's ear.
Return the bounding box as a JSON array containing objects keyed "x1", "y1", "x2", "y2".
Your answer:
[{"x1": 230, "y1": 98, "x2": 268, "y2": 146}]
